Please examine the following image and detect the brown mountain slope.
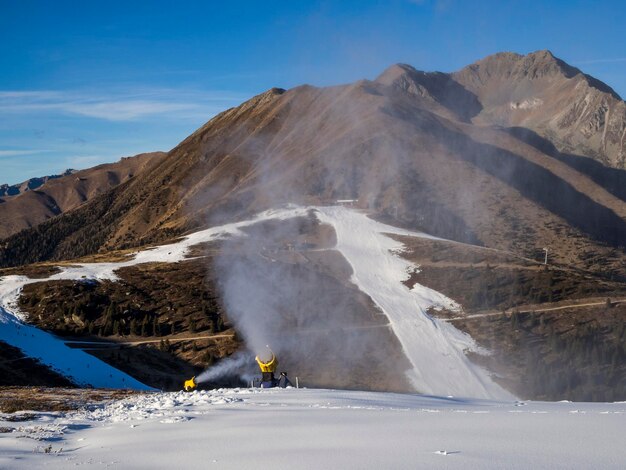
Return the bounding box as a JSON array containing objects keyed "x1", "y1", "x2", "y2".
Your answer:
[
  {"x1": 0, "y1": 152, "x2": 164, "y2": 239},
  {"x1": 1, "y1": 52, "x2": 626, "y2": 279}
]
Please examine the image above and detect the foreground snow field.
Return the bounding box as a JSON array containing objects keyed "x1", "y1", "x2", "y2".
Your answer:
[{"x1": 1, "y1": 388, "x2": 624, "y2": 469}]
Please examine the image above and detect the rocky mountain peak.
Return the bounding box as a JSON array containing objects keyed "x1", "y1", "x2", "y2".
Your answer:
[
  {"x1": 375, "y1": 63, "x2": 481, "y2": 122},
  {"x1": 456, "y1": 49, "x2": 576, "y2": 84}
]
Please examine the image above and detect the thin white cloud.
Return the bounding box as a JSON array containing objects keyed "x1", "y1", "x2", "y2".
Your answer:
[
  {"x1": 64, "y1": 100, "x2": 198, "y2": 120},
  {"x1": 0, "y1": 149, "x2": 50, "y2": 158},
  {"x1": 0, "y1": 91, "x2": 62, "y2": 99},
  {"x1": 0, "y1": 88, "x2": 247, "y2": 122}
]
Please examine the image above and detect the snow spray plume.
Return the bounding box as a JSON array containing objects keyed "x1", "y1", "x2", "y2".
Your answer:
[
  {"x1": 184, "y1": 89, "x2": 428, "y2": 390},
  {"x1": 187, "y1": 78, "x2": 508, "y2": 392},
  {"x1": 195, "y1": 351, "x2": 253, "y2": 384}
]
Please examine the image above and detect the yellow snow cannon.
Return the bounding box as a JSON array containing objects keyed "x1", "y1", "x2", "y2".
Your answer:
[
  {"x1": 255, "y1": 352, "x2": 277, "y2": 373},
  {"x1": 256, "y1": 347, "x2": 279, "y2": 388},
  {"x1": 183, "y1": 376, "x2": 197, "y2": 392}
]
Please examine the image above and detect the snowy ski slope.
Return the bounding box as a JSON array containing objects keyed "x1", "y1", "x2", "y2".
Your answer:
[
  {"x1": 316, "y1": 206, "x2": 513, "y2": 399},
  {"x1": 2, "y1": 205, "x2": 507, "y2": 397}
]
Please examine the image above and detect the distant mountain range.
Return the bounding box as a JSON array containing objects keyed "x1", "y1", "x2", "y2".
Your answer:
[
  {"x1": 0, "y1": 152, "x2": 164, "y2": 240},
  {"x1": 2, "y1": 50, "x2": 625, "y2": 274},
  {"x1": 1, "y1": 169, "x2": 77, "y2": 197}
]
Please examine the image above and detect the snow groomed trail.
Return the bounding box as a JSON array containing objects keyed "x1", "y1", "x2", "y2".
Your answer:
[
  {"x1": 2, "y1": 205, "x2": 510, "y2": 397},
  {"x1": 315, "y1": 206, "x2": 513, "y2": 399}
]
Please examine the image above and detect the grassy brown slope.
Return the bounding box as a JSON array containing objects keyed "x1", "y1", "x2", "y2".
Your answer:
[
  {"x1": 15, "y1": 257, "x2": 236, "y2": 390},
  {"x1": 457, "y1": 306, "x2": 626, "y2": 402},
  {"x1": 2, "y1": 73, "x2": 626, "y2": 278},
  {"x1": 398, "y1": 236, "x2": 626, "y2": 401}
]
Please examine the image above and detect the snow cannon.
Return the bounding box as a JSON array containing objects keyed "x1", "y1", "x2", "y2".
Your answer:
[
  {"x1": 255, "y1": 347, "x2": 278, "y2": 388},
  {"x1": 183, "y1": 376, "x2": 197, "y2": 392}
]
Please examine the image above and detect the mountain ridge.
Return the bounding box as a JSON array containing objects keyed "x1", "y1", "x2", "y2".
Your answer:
[
  {"x1": 0, "y1": 169, "x2": 77, "y2": 197},
  {"x1": 0, "y1": 152, "x2": 165, "y2": 240},
  {"x1": 1, "y1": 50, "x2": 626, "y2": 275},
  {"x1": 377, "y1": 50, "x2": 626, "y2": 168}
]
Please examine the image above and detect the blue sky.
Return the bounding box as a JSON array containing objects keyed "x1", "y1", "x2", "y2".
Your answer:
[{"x1": 2, "y1": 0, "x2": 625, "y2": 184}]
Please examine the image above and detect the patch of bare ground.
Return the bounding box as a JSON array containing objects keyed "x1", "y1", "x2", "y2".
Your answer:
[
  {"x1": 455, "y1": 304, "x2": 626, "y2": 401},
  {"x1": 398, "y1": 237, "x2": 626, "y2": 313},
  {"x1": 15, "y1": 257, "x2": 241, "y2": 390},
  {"x1": 0, "y1": 263, "x2": 62, "y2": 279},
  {"x1": 70, "y1": 249, "x2": 139, "y2": 263},
  {"x1": 0, "y1": 387, "x2": 140, "y2": 414}
]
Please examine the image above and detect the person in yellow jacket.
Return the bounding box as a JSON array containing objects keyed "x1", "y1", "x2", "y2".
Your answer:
[{"x1": 256, "y1": 351, "x2": 278, "y2": 388}]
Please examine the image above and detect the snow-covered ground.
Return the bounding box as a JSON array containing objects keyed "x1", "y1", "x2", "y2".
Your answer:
[
  {"x1": 2, "y1": 205, "x2": 508, "y2": 397},
  {"x1": 1, "y1": 206, "x2": 623, "y2": 467},
  {"x1": 1, "y1": 388, "x2": 624, "y2": 469}
]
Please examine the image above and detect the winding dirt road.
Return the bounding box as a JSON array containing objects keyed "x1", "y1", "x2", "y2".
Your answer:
[{"x1": 445, "y1": 298, "x2": 626, "y2": 322}]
